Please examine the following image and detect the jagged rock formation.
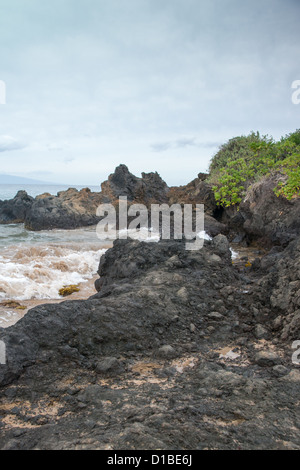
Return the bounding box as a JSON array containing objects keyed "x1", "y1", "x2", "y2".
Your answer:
[
  {"x1": 0, "y1": 165, "x2": 219, "y2": 232},
  {"x1": 101, "y1": 164, "x2": 169, "y2": 204},
  {"x1": 168, "y1": 177, "x2": 217, "y2": 217},
  {"x1": 1, "y1": 167, "x2": 299, "y2": 249},
  {"x1": 24, "y1": 188, "x2": 103, "y2": 231},
  {"x1": 0, "y1": 191, "x2": 34, "y2": 224}
]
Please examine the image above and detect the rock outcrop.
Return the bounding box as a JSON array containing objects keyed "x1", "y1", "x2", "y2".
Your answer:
[
  {"x1": 1, "y1": 168, "x2": 299, "y2": 250},
  {"x1": 101, "y1": 164, "x2": 169, "y2": 204},
  {"x1": 0, "y1": 235, "x2": 299, "y2": 450},
  {"x1": 24, "y1": 188, "x2": 103, "y2": 231},
  {"x1": 240, "y1": 175, "x2": 300, "y2": 246},
  {"x1": 249, "y1": 236, "x2": 300, "y2": 341},
  {"x1": 0, "y1": 166, "x2": 221, "y2": 233},
  {"x1": 221, "y1": 175, "x2": 300, "y2": 247},
  {"x1": 0, "y1": 191, "x2": 34, "y2": 224},
  {"x1": 167, "y1": 176, "x2": 217, "y2": 216}
]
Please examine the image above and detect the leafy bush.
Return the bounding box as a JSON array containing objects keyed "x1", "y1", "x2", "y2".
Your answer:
[
  {"x1": 209, "y1": 132, "x2": 267, "y2": 172},
  {"x1": 274, "y1": 152, "x2": 300, "y2": 199},
  {"x1": 209, "y1": 130, "x2": 300, "y2": 206}
]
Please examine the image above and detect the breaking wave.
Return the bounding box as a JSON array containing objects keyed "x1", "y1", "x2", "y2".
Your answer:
[
  {"x1": 0, "y1": 245, "x2": 107, "y2": 300},
  {"x1": 0, "y1": 225, "x2": 109, "y2": 301}
]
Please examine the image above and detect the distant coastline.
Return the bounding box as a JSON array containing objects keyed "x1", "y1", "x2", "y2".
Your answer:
[
  {"x1": 0, "y1": 184, "x2": 100, "y2": 200},
  {"x1": 0, "y1": 174, "x2": 58, "y2": 185}
]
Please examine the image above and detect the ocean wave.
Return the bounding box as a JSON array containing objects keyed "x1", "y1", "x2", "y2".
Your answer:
[{"x1": 0, "y1": 244, "x2": 107, "y2": 301}]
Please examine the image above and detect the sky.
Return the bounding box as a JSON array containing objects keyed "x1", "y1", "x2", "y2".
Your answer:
[{"x1": 0, "y1": 0, "x2": 299, "y2": 186}]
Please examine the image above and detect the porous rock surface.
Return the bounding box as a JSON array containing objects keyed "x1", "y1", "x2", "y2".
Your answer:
[{"x1": 0, "y1": 235, "x2": 299, "y2": 450}]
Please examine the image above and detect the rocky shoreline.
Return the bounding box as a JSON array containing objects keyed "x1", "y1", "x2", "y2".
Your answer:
[
  {"x1": 1, "y1": 164, "x2": 299, "y2": 249},
  {"x1": 0, "y1": 165, "x2": 299, "y2": 450}
]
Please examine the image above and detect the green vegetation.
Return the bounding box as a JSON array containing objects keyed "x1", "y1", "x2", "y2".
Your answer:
[{"x1": 209, "y1": 130, "x2": 300, "y2": 207}]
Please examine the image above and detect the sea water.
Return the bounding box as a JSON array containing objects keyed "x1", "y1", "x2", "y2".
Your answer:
[
  {"x1": 0, "y1": 184, "x2": 111, "y2": 327},
  {"x1": 0, "y1": 224, "x2": 110, "y2": 301}
]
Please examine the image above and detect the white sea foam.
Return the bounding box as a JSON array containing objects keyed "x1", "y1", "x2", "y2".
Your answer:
[
  {"x1": 118, "y1": 227, "x2": 160, "y2": 242},
  {"x1": 0, "y1": 243, "x2": 107, "y2": 301},
  {"x1": 198, "y1": 230, "x2": 212, "y2": 241},
  {"x1": 119, "y1": 228, "x2": 212, "y2": 243},
  {"x1": 0, "y1": 219, "x2": 239, "y2": 303},
  {"x1": 230, "y1": 248, "x2": 239, "y2": 259}
]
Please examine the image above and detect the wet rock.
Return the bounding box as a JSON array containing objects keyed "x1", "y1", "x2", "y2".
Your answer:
[{"x1": 212, "y1": 234, "x2": 231, "y2": 255}]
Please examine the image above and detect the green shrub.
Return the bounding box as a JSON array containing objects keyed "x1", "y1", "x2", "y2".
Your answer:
[
  {"x1": 274, "y1": 152, "x2": 300, "y2": 200},
  {"x1": 209, "y1": 129, "x2": 300, "y2": 206},
  {"x1": 209, "y1": 132, "x2": 267, "y2": 172}
]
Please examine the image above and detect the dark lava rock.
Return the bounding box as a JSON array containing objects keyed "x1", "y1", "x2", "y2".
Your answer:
[
  {"x1": 250, "y1": 236, "x2": 300, "y2": 341},
  {"x1": 222, "y1": 175, "x2": 300, "y2": 247},
  {"x1": 0, "y1": 191, "x2": 34, "y2": 224},
  {"x1": 24, "y1": 188, "x2": 103, "y2": 231},
  {"x1": 0, "y1": 235, "x2": 299, "y2": 450},
  {"x1": 1, "y1": 166, "x2": 171, "y2": 231},
  {"x1": 167, "y1": 177, "x2": 217, "y2": 216},
  {"x1": 94, "y1": 357, "x2": 124, "y2": 375},
  {"x1": 101, "y1": 164, "x2": 169, "y2": 205},
  {"x1": 255, "y1": 351, "x2": 280, "y2": 367}
]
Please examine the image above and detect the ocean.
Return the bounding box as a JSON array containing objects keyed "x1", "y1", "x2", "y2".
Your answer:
[
  {"x1": 0, "y1": 184, "x2": 110, "y2": 327},
  {"x1": 0, "y1": 184, "x2": 100, "y2": 201}
]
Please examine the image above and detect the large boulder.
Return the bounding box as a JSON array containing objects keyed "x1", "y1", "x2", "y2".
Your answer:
[{"x1": 94, "y1": 234, "x2": 233, "y2": 292}]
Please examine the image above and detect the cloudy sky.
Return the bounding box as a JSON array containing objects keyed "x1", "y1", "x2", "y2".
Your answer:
[{"x1": 0, "y1": 0, "x2": 299, "y2": 186}]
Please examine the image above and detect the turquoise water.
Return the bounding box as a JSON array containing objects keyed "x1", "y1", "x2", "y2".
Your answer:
[{"x1": 0, "y1": 184, "x2": 100, "y2": 201}]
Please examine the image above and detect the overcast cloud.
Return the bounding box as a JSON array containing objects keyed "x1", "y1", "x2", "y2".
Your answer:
[{"x1": 0, "y1": 0, "x2": 299, "y2": 185}]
